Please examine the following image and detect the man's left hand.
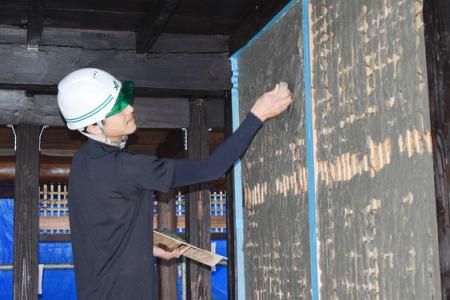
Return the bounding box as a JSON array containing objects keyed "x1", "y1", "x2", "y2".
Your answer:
[{"x1": 153, "y1": 245, "x2": 188, "y2": 260}]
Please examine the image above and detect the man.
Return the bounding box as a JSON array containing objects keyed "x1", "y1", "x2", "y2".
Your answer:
[{"x1": 57, "y1": 68, "x2": 292, "y2": 299}]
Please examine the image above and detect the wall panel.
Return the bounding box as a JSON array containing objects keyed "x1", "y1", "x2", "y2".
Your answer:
[
  {"x1": 234, "y1": 0, "x2": 441, "y2": 299},
  {"x1": 236, "y1": 2, "x2": 312, "y2": 299},
  {"x1": 311, "y1": 0, "x2": 441, "y2": 298}
]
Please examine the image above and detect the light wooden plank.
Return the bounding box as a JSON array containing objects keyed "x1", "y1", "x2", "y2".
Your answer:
[{"x1": 39, "y1": 215, "x2": 226, "y2": 231}]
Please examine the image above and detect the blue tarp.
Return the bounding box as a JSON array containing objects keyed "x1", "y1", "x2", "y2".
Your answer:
[
  {"x1": 0, "y1": 199, "x2": 13, "y2": 300},
  {"x1": 211, "y1": 239, "x2": 228, "y2": 300},
  {"x1": 0, "y1": 199, "x2": 227, "y2": 299}
]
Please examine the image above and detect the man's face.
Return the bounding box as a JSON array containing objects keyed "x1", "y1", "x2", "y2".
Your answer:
[{"x1": 101, "y1": 104, "x2": 137, "y2": 141}]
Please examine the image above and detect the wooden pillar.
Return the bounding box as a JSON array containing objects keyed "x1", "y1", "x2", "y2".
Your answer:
[
  {"x1": 13, "y1": 124, "x2": 40, "y2": 300},
  {"x1": 424, "y1": 0, "x2": 450, "y2": 298},
  {"x1": 224, "y1": 93, "x2": 236, "y2": 299},
  {"x1": 157, "y1": 189, "x2": 178, "y2": 300},
  {"x1": 186, "y1": 99, "x2": 211, "y2": 299}
]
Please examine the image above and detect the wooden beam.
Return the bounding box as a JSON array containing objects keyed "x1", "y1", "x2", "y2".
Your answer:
[
  {"x1": 0, "y1": 2, "x2": 242, "y2": 35},
  {"x1": 0, "y1": 156, "x2": 15, "y2": 181},
  {"x1": 0, "y1": 26, "x2": 229, "y2": 53},
  {"x1": 38, "y1": 232, "x2": 228, "y2": 243},
  {"x1": 136, "y1": 0, "x2": 182, "y2": 53},
  {"x1": 27, "y1": 0, "x2": 46, "y2": 50},
  {"x1": 149, "y1": 34, "x2": 228, "y2": 54},
  {"x1": 40, "y1": 216, "x2": 70, "y2": 231},
  {"x1": 0, "y1": 2, "x2": 240, "y2": 35},
  {"x1": 39, "y1": 215, "x2": 227, "y2": 231},
  {"x1": 228, "y1": 0, "x2": 291, "y2": 54},
  {"x1": 0, "y1": 83, "x2": 226, "y2": 98},
  {"x1": 0, "y1": 44, "x2": 231, "y2": 91},
  {"x1": 172, "y1": 216, "x2": 226, "y2": 230},
  {"x1": 44, "y1": 7, "x2": 143, "y2": 32},
  {"x1": 13, "y1": 124, "x2": 40, "y2": 300},
  {"x1": 186, "y1": 99, "x2": 211, "y2": 300},
  {"x1": 0, "y1": 131, "x2": 227, "y2": 184},
  {"x1": 39, "y1": 234, "x2": 71, "y2": 242},
  {"x1": 0, "y1": 156, "x2": 70, "y2": 182},
  {"x1": 0, "y1": 90, "x2": 226, "y2": 129},
  {"x1": 0, "y1": 127, "x2": 185, "y2": 157},
  {"x1": 44, "y1": 2, "x2": 143, "y2": 12},
  {"x1": 0, "y1": 90, "x2": 191, "y2": 128},
  {"x1": 0, "y1": 6, "x2": 27, "y2": 28}
]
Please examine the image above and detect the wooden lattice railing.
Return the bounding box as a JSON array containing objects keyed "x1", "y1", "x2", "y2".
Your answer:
[{"x1": 38, "y1": 184, "x2": 227, "y2": 234}]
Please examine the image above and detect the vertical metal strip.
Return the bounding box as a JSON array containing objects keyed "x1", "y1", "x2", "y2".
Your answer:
[
  {"x1": 303, "y1": 0, "x2": 319, "y2": 299},
  {"x1": 230, "y1": 57, "x2": 246, "y2": 300}
]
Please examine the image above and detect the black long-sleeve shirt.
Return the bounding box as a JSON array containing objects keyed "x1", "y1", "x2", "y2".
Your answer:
[
  {"x1": 68, "y1": 113, "x2": 262, "y2": 300},
  {"x1": 171, "y1": 112, "x2": 262, "y2": 187}
]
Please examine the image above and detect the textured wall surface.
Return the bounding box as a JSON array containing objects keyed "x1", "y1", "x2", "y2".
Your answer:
[
  {"x1": 236, "y1": 0, "x2": 441, "y2": 298},
  {"x1": 311, "y1": 0, "x2": 441, "y2": 298},
  {"x1": 237, "y1": 2, "x2": 312, "y2": 299}
]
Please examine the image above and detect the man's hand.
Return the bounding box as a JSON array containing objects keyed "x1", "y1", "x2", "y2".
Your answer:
[
  {"x1": 250, "y1": 82, "x2": 293, "y2": 122},
  {"x1": 153, "y1": 245, "x2": 188, "y2": 261}
]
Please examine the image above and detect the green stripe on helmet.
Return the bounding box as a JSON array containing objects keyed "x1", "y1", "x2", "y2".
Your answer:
[{"x1": 66, "y1": 95, "x2": 114, "y2": 123}]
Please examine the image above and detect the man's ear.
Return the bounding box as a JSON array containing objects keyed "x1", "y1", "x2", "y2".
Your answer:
[{"x1": 86, "y1": 124, "x2": 102, "y2": 135}]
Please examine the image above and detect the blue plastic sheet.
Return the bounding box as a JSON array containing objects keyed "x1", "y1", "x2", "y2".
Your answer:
[
  {"x1": 211, "y1": 239, "x2": 228, "y2": 300},
  {"x1": 0, "y1": 199, "x2": 228, "y2": 299},
  {"x1": 39, "y1": 243, "x2": 77, "y2": 299},
  {"x1": 0, "y1": 199, "x2": 13, "y2": 300},
  {"x1": 39, "y1": 269, "x2": 77, "y2": 300},
  {"x1": 0, "y1": 270, "x2": 12, "y2": 300},
  {"x1": 0, "y1": 199, "x2": 13, "y2": 265},
  {"x1": 0, "y1": 199, "x2": 78, "y2": 300},
  {"x1": 39, "y1": 243, "x2": 73, "y2": 264}
]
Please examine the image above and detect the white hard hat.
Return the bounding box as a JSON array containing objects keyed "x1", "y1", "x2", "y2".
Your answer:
[{"x1": 57, "y1": 68, "x2": 122, "y2": 130}]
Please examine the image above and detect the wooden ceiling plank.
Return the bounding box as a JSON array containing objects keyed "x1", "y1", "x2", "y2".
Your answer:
[
  {"x1": 136, "y1": 0, "x2": 182, "y2": 53},
  {"x1": 27, "y1": 0, "x2": 46, "y2": 50}
]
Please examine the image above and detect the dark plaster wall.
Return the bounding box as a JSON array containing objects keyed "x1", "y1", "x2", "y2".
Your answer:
[
  {"x1": 237, "y1": 2, "x2": 311, "y2": 299},
  {"x1": 236, "y1": 0, "x2": 441, "y2": 298},
  {"x1": 311, "y1": 0, "x2": 441, "y2": 298}
]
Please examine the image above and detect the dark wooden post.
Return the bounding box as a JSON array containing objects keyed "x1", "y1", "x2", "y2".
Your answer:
[
  {"x1": 27, "y1": 0, "x2": 46, "y2": 50},
  {"x1": 224, "y1": 93, "x2": 236, "y2": 299},
  {"x1": 424, "y1": 0, "x2": 450, "y2": 298},
  {"x1": 13, "y1": 124, "x2": 40, "y2": 300},
  {"x1": 157, "y1": 189, "x2": 178, "y2": 300},
  {"x1": 155, "y1": 129, "x2": 185, "y2": 299},
  {"x1": 186, "y1": 99, "x2": 211, "y2": 299}
]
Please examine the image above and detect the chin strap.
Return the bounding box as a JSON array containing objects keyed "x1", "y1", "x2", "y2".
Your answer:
[{"x1": 79, "y1": 121, "x2": 128, "y2": 149}]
